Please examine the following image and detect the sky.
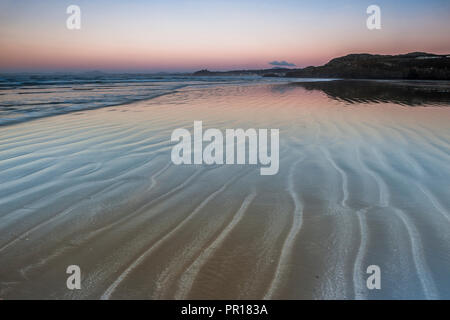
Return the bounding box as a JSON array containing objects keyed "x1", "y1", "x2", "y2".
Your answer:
[{"x1": 0, "y1": 0, "x2": 449, "y2": 72}]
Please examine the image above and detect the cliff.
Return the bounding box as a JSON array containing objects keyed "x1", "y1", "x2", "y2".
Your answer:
[{"x1": 285, "y1": 52, "x2": 450, "y2": 80}]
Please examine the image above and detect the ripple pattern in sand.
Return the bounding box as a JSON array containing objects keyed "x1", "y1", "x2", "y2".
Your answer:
[{"x1": 0, "y1": 83, "x2": 449, "y2": 299}]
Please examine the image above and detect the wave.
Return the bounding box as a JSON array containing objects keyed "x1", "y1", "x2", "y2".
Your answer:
[{"x1": 0, "y1": 74, "x2": 284, "y2": 126}]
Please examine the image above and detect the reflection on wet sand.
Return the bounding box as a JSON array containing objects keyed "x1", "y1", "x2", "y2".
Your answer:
[{"x1": 285, "y1": 80, "x2": 450, "y2": 106}]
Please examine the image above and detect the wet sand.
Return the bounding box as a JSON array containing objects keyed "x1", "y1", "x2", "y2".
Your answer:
[{"x1": 0, "y1": 82, "x2": 449, "y2": 299}]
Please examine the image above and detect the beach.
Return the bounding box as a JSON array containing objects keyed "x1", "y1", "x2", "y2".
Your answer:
[{"x1": 0, "y1": 79, "x2": 449, "y2": 299}]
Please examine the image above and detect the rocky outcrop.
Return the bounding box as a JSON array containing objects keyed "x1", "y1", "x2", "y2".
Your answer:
[{"x1": 285, "y1": 52, "x2": 450, "y2": 80}]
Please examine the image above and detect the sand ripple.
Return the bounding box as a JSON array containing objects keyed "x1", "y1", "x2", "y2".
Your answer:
[{"x1": 0, "y1": 82, "x2": 449, "y2": 299}]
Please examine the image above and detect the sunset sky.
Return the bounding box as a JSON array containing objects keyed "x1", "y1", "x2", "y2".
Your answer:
[{"x1": 0, "y1": 0, "x2": 449, "y2": 72}]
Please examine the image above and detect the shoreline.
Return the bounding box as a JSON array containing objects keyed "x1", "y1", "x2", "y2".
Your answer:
[{"x1": 1, "y1": 77, "x2": 449, "y2": 128}]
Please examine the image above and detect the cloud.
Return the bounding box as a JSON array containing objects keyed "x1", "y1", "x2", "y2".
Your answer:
[{"x1": 269, "y1": 60, "x2": 296, "y2": 67}]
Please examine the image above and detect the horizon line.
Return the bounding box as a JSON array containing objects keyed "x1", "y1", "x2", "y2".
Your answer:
[{"x1": 1, "y1": 51, "x2": 448, "y2": 75}]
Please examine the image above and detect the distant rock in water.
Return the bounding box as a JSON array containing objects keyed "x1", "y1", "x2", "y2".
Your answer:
[
  {"x1": 285, "y1": 52, "x2": 450, "y2": 80},
  {"x1": 192, "y1": 69, "x2": 216, "y2": 76},
  {"x1": 192, "y1": 68, "x2": 291, "y2": 77}
]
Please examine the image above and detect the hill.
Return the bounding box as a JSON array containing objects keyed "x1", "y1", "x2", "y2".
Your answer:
[
  {"x1": 192, "y1": 53, "x2": 450, "y2": 80},
  {"x1": 285, "y1": 52, "x2": 450, "y2": 80}
]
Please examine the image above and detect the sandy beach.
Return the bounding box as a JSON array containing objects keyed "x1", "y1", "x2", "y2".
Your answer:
[{"x1": 0, "y1": 80, "x2": 449, "y2": 299}]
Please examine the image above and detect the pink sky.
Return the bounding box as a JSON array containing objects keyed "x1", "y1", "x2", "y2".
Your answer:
[{"x1": 0, "y1": 0, "x2": 449, "y2": 72}]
